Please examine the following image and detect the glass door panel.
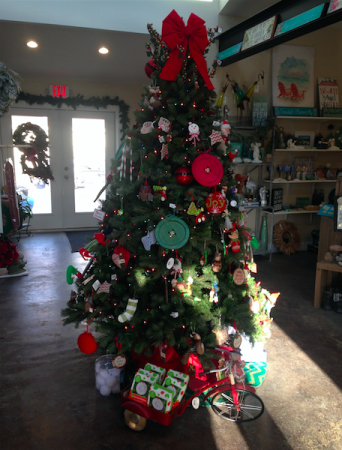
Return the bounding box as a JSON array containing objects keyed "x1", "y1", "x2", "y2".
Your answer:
[
  {"x1": 11, "y1": 115, "x2": 52, "y2": 214},
  {"x1": 72, "y1": 118, "x2": 106, "y2": 213}
]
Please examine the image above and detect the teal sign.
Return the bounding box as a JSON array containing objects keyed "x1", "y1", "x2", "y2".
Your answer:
[
  {"x1": 274, "y1": 107, "x2": 318, "y2": 117},
  {"x1": 217, "y1": 42, "x2": 242, "y2": 61},
  {"x1": 274, "y1": 4, "x2": 325, "y2": 37}
]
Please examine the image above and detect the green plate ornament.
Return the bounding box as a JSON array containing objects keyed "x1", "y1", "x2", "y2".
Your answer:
[{"x1": 155, "y1": 215, "x2": 190, "y2": 249}]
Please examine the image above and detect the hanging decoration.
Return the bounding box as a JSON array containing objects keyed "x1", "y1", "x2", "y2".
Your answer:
[
  {"x1": 139, "y1": 181, "x2": 153, "y2": 201},
  {"x1": 212, "y1": 252, "x2": 222, "y2": 272},
  {"x1": 112, "y1": 245, "x2": 130, "y2": 269},
  {"x1": 155, "y1": 215, "x2": 190, "y2": 249},
  {"x1": 141, "y1": 230, "x2": 157, "y2": 251},
  {"x1": 192, "y1": 152, "x2": 223, "y2": 187},
  {"x1": 77, "y1": 324, "x2": 97, "y2": 354},
  {"x1": 141, "y1": 121, "x2": 154, "y2": 134},
  {"x1": 188, "y1": 122, "x2": 200, "y2": 146},
  {"x1": 159, "y1": 10, "x2": 215, "y2": 90},
  {"x1": 209, "y1": 130, "x2": 224, "y2": 146},
  {"x1": 16, "y1": 92, "x2": 129, "y2": 140},
  {"x1": 13, "y1": 122, "x2": 54, "y2": 184},
  {"x1": 205, "y1": 187, "x2": 227, "y2": 214},
  {"x1": 161, "y1": 143, "x2": 169, "y2": 160},
  {"x1": 233, "y1": 268, "x2": 245, "y2": 285},
  {"x1": 158, "y1": 117, "x2": 170, "y2": 133},
  {"x1": 174, "y1": 166, "x2": 193, "y2": 186}
]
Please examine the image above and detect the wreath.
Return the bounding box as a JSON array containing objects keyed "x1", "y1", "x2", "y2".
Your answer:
[
  {"x1": 273, "y1": 220, "x2": 301, "y2": 255},
  {"x1": 0, "y1": 62, "x2": 21, "y2": 117},
  {"x1": 13, "y1": 122, "x2": 54, "y2": 184}
]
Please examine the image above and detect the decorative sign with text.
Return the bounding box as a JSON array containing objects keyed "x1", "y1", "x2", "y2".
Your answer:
[
  {"x1": 318, "y1": 78, "x2": 339, "y2": 115},
  {"x1": 241, "y1": 16, "x2": 278, "y2": 51},
  {"x1": 93, "y1": 209, "x2": 106, "y2": 222},
  {"x1": 252, "y1": 96, "x2": 268, "y2": 127},
  {"x1": 49, "y1": 85, "x2": 69, "y2": 98}
]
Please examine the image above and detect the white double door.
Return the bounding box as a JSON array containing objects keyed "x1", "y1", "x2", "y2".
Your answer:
[{"x1": 0, "y1": 104, "x2": 118, "y2": 230}]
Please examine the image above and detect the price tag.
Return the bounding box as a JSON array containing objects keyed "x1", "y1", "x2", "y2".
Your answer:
[
  {"x1": 93, "y1": 209, "x2": 105, "y2": 221},
  {"x1": 112, "y1": 354, "x2": 127, "y2": 368}
]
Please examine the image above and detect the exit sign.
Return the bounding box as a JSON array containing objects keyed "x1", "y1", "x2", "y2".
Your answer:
[{"x1": 49, "y1": 85, "x2": 69, "y2": 98}]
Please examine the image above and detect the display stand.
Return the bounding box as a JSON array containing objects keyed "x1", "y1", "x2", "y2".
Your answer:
[{"x1": 314, "y1": 176, "x2": 342, "y2": 308}]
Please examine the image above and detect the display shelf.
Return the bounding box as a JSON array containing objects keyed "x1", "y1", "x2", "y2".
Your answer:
[
  {"x1": 264, "y1": 209, "x2": 318, "y2": 215},
  {"x1": 263, "y1": 179, "x2": 336, "y2": 184},
  {"x1": 274, "y1": 148, "x2": 342, "y2": 152},
  {"x1": 275, "y1": 116, "x2": 342, "y2": 121},
  {"x1": 236, "y1": 162, "x2": 270, "y2": 166}
]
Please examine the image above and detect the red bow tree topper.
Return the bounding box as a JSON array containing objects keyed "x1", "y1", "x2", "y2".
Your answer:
[{"x1": 160, "y1": 10, "x2": 214, "y2": 91}]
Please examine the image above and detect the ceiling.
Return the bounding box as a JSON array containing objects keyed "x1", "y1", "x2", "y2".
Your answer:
[{"x1": 0, "y1": 1, "x2": 279, "y2": 86}]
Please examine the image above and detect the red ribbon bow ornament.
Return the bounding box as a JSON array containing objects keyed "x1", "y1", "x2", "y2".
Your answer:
[{"x1": 160, "y1": 10, "x2": 214, "y2": 91}]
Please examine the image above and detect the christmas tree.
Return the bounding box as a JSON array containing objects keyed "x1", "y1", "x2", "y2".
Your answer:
[{"x1": 62, "y1": 10, "x2": 277, "y2": 367}]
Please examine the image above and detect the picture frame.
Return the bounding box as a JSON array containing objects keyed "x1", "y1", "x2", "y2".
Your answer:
[
  {"x1": 272, "y1": 45, "x2": 315, "y2": 108},
  {"x1": 327, "y1": 0, "x2": 342, "y2": 14},
  {"x1": 241, "y1": 15, "x2": 278, "y2": 52},
  {"x1": 294, "y1": 131, "x2": 315, "y2": 147}
]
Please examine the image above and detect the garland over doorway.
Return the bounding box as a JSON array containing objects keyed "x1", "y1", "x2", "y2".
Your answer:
[{"x1": 15, "y1": 92, "x2": 130, "y2": 139}]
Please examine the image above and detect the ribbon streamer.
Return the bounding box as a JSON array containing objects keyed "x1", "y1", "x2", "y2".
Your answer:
[{"x1": 159, "y1": 10, "x2": 215, "y2": 90}]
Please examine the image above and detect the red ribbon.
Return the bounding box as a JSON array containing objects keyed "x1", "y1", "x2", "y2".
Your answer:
[{"x1": 159, "y1": 10, "x2": 214, "y2": 91}]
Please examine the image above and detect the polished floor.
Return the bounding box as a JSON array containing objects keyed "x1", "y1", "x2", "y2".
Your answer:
[{"x1": 1, "y1": 233, "x2": 342, "y2": 450}]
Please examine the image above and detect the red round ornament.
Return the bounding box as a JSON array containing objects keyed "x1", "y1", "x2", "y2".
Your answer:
[
  {"x1": 145, "y1": 60, "x2": 157, "y2": 78},
  {"x1": 77, "y1": 331, "x2": 97, "y2": 354},
  {"x1": 205, "y1": 189, "x2": 227, "y2": 214},
  {"x1": 192, "y1": 153, "x2": 223, "y2": 187},
  {"x1": 174, "y1": 166, "x2": 193, "y2": 186}
]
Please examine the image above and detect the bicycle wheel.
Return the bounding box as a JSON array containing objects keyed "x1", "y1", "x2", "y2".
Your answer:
[
  {"x1": 123, "y1": 409, "x2": 147, "y2": 431},
  {"x1": 211, "y1": 389, "x2": 264, "y2": 423}
]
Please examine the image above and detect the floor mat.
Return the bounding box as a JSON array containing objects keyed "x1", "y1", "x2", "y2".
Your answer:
[{"x1": 65, "y1": 230, "x2": 97, "y2": 253}]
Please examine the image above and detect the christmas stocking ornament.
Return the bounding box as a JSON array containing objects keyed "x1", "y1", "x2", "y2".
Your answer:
[{"x1": 118, "y1": 298, "x2": 138, "y2": 323}]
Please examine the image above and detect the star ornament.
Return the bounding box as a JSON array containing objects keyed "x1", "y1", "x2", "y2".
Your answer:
[{"x1": 209, "y1": 130, "x2": 223, "y2": 146}]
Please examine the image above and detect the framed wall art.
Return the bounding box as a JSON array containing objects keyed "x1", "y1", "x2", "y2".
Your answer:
[
  {"x1": 294, "y1": 131, "x2": 315, "y2": 147},
  {"x1": 241, "y1": 16, "x2": 278, "y2": 51},
  {"x1": 272, "y1": 45, "x2": 315, "y2": 108}
]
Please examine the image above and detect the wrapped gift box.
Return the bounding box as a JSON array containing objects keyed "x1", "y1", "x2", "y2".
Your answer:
[
  {"x1": 129, "y1": 369, "x2": 158, "y2": 405},
  {"x1": 166, "y1": 369, "x2": 189, "y2": 387},
  {"x1": 148, "y1": 384, "x2": 174, "y2": 414},
  {"x1": 144, "y1": 363, "x2": 166, "y2": 384},
  {"x1": 163, "y1": 375, "x2": 187, "y2": 409}
]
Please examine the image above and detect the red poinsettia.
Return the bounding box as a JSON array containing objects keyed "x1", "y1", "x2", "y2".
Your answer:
[{"x1": 0, "y1": 240, "x2": 19, "y2": 268}]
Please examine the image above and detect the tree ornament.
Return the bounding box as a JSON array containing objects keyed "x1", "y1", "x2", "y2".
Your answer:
[
  {"x1": 166, "y1": 133, "x2": 172, "y2": 143},
  {"x1": 233, "y1": 268, "x2": 245, "y2": 285},
  {"x1": 192, "y1": 153, "x2": 223, "y2": 187},
  {"x1": 140, "y1": 121, "x2": 154, "y2": 134},
  {"x1": 205, "y1": 188, "x2": 227, "y2": 214},
  {"x1": 78, "y1": 326, "x2": 97, "y2": 354},
  {"x1": 228, "y1": 226, "x2": 240, "y2": 253},
  {"x1": 149, "y1": 86, "x2": 161, "y2": 108},
  {"x1": 118, "y1": 298, "x2": 139, "y2": 323},
  {"x1": 196, "y1": 212, "x2": 206, "y2": 224},
  {"x1": 139, "y1": 181, "x2": 153, "y2": 201},
  {"x1": 98, "y1": 281, "x2": 111, "y2": 293},
  {"x1": 153, "y1": 189, "x2": 167, "y2": 201},
  {"x1": 212, "y1": 252, "x2": 222, "y2": 272},
  {"x1": 141, "y1": 230, "x2": 157, "y2": 250},
  {"x1": 155, "y1": 215, "x2": 190, "y2": 249},
  {"x1": 209, "y1": 130, "x2": 224, "y2": 146},
  {"x1": 174, "y1": 166, "x2": 193, "y2": 186},
  {"x1": 187, "y1": 202, "x2": 199, "y2": 215},
  {"x1": 221, "y1": 119, "x2": 231, "y2": 138},
  {"x1": 145, "y1": 59, "x2": 157, "y2": 78},
  {"x1": 191, "y1": 332, "x2": 205, "y2": 355},
  {"x1": 158, "y1": 117, "x2": 170, "y2": 133},
  {"x1": 227, "y1": 148, "x2": 239, "y2": 162},
  {"x1": 66, "y1": 264, "x2": 81, "y2": 284},
  {"x1": 188, "y1": 122, "x2": 200, "y2": 146},
  {"x1": 161, "y1": 143, "x2": 169, "y2": 160},
  {"x1": 112, "y1": 245, "x2": 130, "y2": 269}
]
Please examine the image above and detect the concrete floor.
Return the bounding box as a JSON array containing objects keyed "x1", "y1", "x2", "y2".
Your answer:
[{"x1": 1, "y1": 233, "x2": 342, "y2": 450}]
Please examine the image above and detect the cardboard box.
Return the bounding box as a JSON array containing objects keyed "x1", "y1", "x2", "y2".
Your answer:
[
  {"x1": 148, "y1": 384, "x2": 174, "y2": 414},
  {"x1": 163, "y1": 375, "x2": 187, "y2": 409},
  {"x1": 144, "y1": 363, "x2": 167, "y2": 384},
  {"x1": 129, "y1": 369, "x2": 158, "y2": 406},
  {"x1": 166, "y1": 369, "x2": 189, "y2": 387}
]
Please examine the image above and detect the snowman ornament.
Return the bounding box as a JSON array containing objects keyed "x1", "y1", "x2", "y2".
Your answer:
[{"x1": 188, "y1": 122, "x2": 200, "y2": 147}]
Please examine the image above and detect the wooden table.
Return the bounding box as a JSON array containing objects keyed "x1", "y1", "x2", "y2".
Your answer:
[{"x1": 314, "y1": 261, "x2": 342, "y2": 308}]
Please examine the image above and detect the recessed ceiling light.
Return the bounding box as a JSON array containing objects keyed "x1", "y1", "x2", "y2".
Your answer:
[
  {"x1": 99, "y1": 47, "x2": 109, "y2": 54},
  {"x1": 27, "y1": 41, "x2": 38, "y2": 48}
]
